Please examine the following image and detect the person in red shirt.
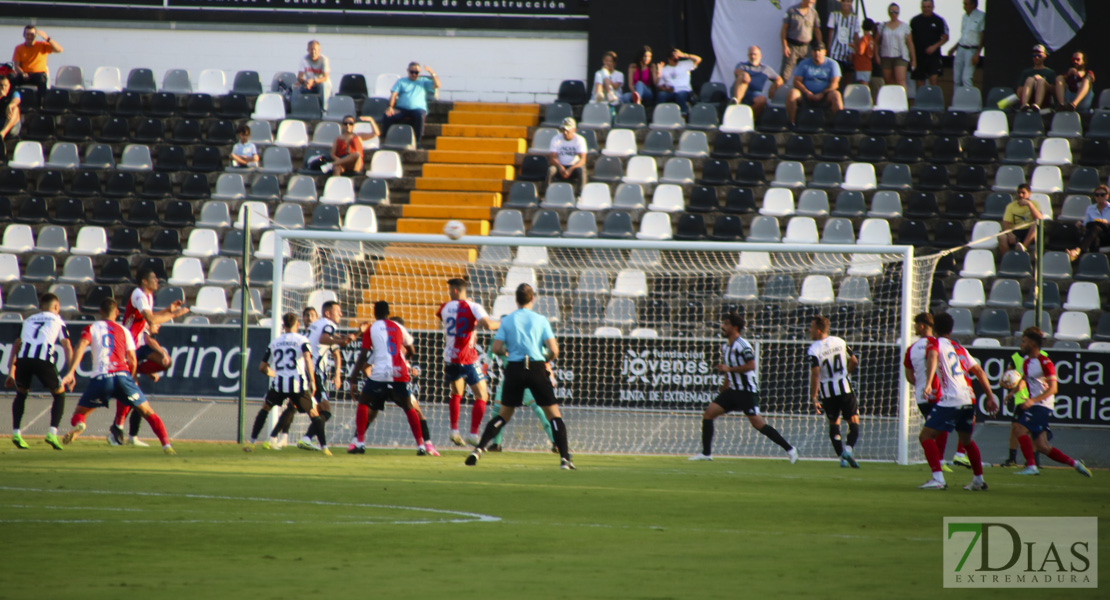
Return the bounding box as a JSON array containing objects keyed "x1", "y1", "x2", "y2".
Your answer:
[
  {"x1": 12, "y1": 25, "x2": 62, "y2": 105},
  {"x1": 329, "y1": 115, "x2": 378, "y2": 176}
]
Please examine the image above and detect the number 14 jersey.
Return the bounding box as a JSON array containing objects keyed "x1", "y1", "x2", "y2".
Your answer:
[{"x1": 807, "y1": 335, "x2": 855, "y2": 398}]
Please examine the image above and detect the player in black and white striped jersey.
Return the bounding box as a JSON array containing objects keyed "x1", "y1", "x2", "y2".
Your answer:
[
  {"x1": 807, "y1": 315, "x2": 861, "y2": 468},
  {"x1": 6, "y1": 293, "x2": 73, "y2": 450},
  {"x1": 690, "y1": 312, "x2": 797, "y2": 463},
  {"x1": 244, "y1": 313, "x2": 330, "y2": 455}
]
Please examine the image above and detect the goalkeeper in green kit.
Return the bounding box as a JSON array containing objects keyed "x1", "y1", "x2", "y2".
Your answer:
[{"x1": 481, "y1": 346, "x2": 554, "y2": 452}]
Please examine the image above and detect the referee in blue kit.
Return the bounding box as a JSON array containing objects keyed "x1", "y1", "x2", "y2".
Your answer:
[{"x1": 466, "y1": 283, "x2": 574, "y2": 470}]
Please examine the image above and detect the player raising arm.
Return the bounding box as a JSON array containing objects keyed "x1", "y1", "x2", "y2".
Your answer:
[
  {"x1": 1011, "y1": 327, "x2": 1091, "y2": 478},
  {"x1": 437, "y1": 278, "x2": 499, "y2": 446},
  {"x1": 244, "y1": 313, "x2": 330, "y2": 455},
  {"x1": 6, "y1": 293, "x2": 72, "y2": 450},
  {"x1": 60, "y1": 298, "x2": 175, "y2": 455},
  {"x1": 918, "y1": 312, "x2": 996, "y2": 491},
  {"x1": 807, "y1": 316, "x2": 860, "y2": 468}
]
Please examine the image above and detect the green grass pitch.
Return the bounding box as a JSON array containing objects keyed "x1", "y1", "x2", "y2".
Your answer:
[{"x1": 2, "y1": 441, "x2": 1105, "y2": 600}]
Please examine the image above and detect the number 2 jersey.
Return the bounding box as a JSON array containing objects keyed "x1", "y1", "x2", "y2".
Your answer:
[
  {"x1": 436, "y1": 299, "x2": 489, "y2": 366},
  {"x1": 263, "y1": 332, "x2": 312, "y2": 393},
  {"x1": 904, "y1": 336, "x2": 939, "y2": 404},
  {"x1": 928, "y1": 336, "x2": 975, "y2": 408},
  {"x1": 807, "y1": 335, "x2": 855, "y2": 398},
  {"x1": 16, "y1": 311, "x2": 69, "y2": 365},
  {"x1": 360, "y1": 319, "x2": 414, "y2": 383},
  {"x1": 81, "y1": 320, "x2": 135, "y2": 377}
]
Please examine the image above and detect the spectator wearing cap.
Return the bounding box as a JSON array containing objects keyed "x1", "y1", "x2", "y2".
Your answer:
[
  {"x1": 12, "y1": 25, "x2": 61, "y2": 104},
  {"x1": 381, "y1": 61, "x2": 440, "y2": 148},
  {"x1": 1018, "y1": 44, "x2": 1055, "y2": 111},
  {"x1": 785, "y1": 43, "x2": 842, "y2": 124},
  {"x1": 547, "y1": 117, "x2": 587, "y2": 194},
  {"x1": 0, "y1": 76, "x2": 20, "y2": 164}
]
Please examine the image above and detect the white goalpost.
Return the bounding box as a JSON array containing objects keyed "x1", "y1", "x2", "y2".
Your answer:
[{"x1": 269, "y1": 231, "x2": 939, "y2": 464}]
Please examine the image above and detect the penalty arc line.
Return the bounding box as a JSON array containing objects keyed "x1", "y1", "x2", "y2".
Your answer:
[{"x1": 0, "y1": 486, "x2": 501, "y2": 525}]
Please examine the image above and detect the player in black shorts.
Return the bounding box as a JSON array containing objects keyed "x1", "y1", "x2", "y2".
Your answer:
[{"x1": 6, "y1": 293, "x2": 73, "y2": 450}]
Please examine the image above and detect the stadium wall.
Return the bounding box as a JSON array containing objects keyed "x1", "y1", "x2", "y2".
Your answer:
[{"x1": 0, "y1": 19, "x2": 587, "y2": 103}]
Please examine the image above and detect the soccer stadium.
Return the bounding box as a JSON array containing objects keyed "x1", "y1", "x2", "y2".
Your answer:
[{"x1": 1, "y1": 1, "x2": 1107, "y2": 597}]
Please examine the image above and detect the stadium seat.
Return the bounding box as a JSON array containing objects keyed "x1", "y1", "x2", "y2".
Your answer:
[
  {"x1": 636, "y1": 212, "x2": 673, "y2": 240},
  {"x1": 577, "y1": 183, "x2": 613, "y2": 211},
  {"x1": 22, "y1": 255, "x2": 57, "y2": 283},
  {"x1": 991, "y1": 165, "x2": 1026, "y2": 192},
  {"x1": 831, "y1": 191, "x2": 866, "y2": 218},
  {"x1": 356, "y1": 178, "x2": 389, "y2": 206},
  {"x1": 950, "y1": 86, "x2": 982, "y2": 112},
  {"x1": 830, "y1": 109, "x2": 862, "y2": 134},
  {"x1": 746, "y1": 216, "x2": 781, "y2": 243},
  {"x1": 622, "y1": 156, "x2": 658, "y2": 185},
  {"x1": 1062, "y1": 282, "x2": 1100, "y2": 312},
  {"x1": 698, "y1": 159, "x2": 733, "y2": 186},
  {"x1": 367, "y1": 150, "x2": 403, "y2": 179},
  {"x1": 88, "y1": 198, "x2": 123, "y2": 227},
  {"x1": 809, "y1": 162, "x2": 842, "y2": 189},
  {"x1": 759, "y1": 188, "x2": 795, "y2": 217},
  {"x1": 875, "y1": 85, "x2": 908, "y2": 112},
  {"x1": 1030, "y1": 166, "x2": 1063, "y2": 194},
  {"x1": 687, "y1": 103, "x2": 719, "y2": 131},
  {"x1": 578, "y1": 102, "x2": 613, "y2": 131},
  {"x1": 795, "y1": 189, "x2": 829, "y2": 217},
  {"x1": 723, "y1": 274, "x2": 759, "y2": 302},
  {"x1": 182, "y1": 228, "x2": 220, "y2": 259},
  {"x1": 600, "y1": 211, "x2": 635, "y2": 239},
  {"x1": 769, "y1": 161, "x2": 806, "y2": 190},
  {"x1": 865, "y1": 191, "x2": 901, "y2": 219},
  {"x1": 538, "y1": 183, "x2": 576, "y2": 211},
  {"x1": 975, "y1": 308, "x2": 1011, "y2": 338},
  {"x1": 857, "y1": 219, "x2": 892, "y2": 245},
  {"x1": 821, "y1": 218, "x2": 855, "y2": 244},
  {"x1": 189, "y1": 286, "x2": 229, "y2": 317},
  {"x1": 733, "y1": 160, "x2": 766, "y2": 187},
  {"x1": 275, "y1": 120, "x2": 310, "y2": 148},
  {"x1": 308, "y1": 205, "x2": 341, "y2": 231},
  {"x1": 985, "y1": 279, "x2": 1023, "y2": 309},
  {"x1": 968, "y1": 221, "x2": 1002, "y2": 249},
  {"x1": 255, "y1": 232, "x2": 290, "y2": 260},
  {"x1": 842, "y1": 163, "x2": 876, "y2": 191},
  {"x1": 783, "y1": 217, "x2": 819, "y2": 244},
  {"x1": 490, "y1": 210, "x2": 526, "y2": 237},
  {"x1": 1002, "y1": 137, "x2": 1036, "y2": 165},
  {"x1": 234, "y1": 202, "x2": 270, "y2": 231},
  {"x1": 794, "y1": 108, "x2": 825, "y2": 134},
  {"x1": 650, "y1": 103, "x2": 685, "y2": 130},
  {"x1": 9, "y1": 142, "x2": 44, "y2": 169},
  {"x1": 762, "y1": 274, "x2": 797, "y2": 301},
  {"x1": 168, "y1": 257, "x2": 206, "y2": 287},
  {"x1": 892, "y1": 137, "x2": 924, "y2": 163},
  {"x1": 57, "y1": 116, "x2": 94, "y2": 143},
  {"x1": 183, "y1": 93, "x2": 216, "y2": 118},
  {"x1": 58, "y1": 255, "x2": 96, "y2": 286},
  {"x1": 320, "y1": 177, "x2": 355, "y2": 205},
  {"x1": 252, "y1": 93, "x2": 286, "y2": 121},
  {"x1": 647, "y1": 184, "x2": 684, "y2": 213},
  {"x1": 117, "y1": 144, "x2": 153, "y2": 172},
  {"x1": 602, "y1": 129, "x2": 637, "y2": 158},
  {"x1": 154, "y1": 145, "x2": 187, "y2": 172},
  {"x1": 281, "y1": 175, "x2": 317, "y2": 204},
  {"x1": 964, "y1": 138, "x2": 998, "y2": 164},
  {"x1": 948, "y1": 278, "x2": 985, "y2": 308},
  {"x1": 1075, "y1": 253, "x2": 1110, "y2": 282},
  {"x1": 556, "y1": 80, "x2": 589, "y2": 105},
  {"x1": 1048, "y1": 111, "x2": 1082, "y2": 138},
  {"x1": 659, "y1": 157, "x2": 695, "y2": 185},
  {"x1": 271, "y1": 203, "x2": 306, "y2": 230},
  {"x1": 719, "y1": 104, "x2": 754, "y2": 134},
  {"x1": 14, "y1": 197, "x2": 47, "y2": 225},
  {"x1": 197, "y1": 69, "x2": 228, "y2": 95},
  {"x1": 1055, "y1": 312, "x2": 1091, "y2": 342},
  {"x1": 745, "y1": 133, "x2": 777, "y2": 160},
  {"x1": 758, "y1": 106, "x2": 791, "y2": 132},
  {"x1": 974, "y1": 110, "x2": 1008, "y2": 138},
  {"x1": 841, "y1": 84, "x2": 872, "y2": 112},
  {"x1": 1011, "y1": 111, "x2": 1045, "y2": 138},
  {"x1": 91, "y1": 66, "x2": 122, "y2": 92},
  {"x1": 1066, "y1": 167, "x2": 1100, "y2": 194},
  {"x1": 708, "y1": 215, "x2": 744, "y2": 242},
  {"x1": 614, "y1": 103, "x2": 648, "y2": 129},
  {"x1": 563, "y1": 211, "x2": 599, "y2": 239}
]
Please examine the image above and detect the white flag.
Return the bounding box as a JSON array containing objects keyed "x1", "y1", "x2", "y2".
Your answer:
[{"x1": 1013, "y1": 0, "x2": 1087, "y2": 52}]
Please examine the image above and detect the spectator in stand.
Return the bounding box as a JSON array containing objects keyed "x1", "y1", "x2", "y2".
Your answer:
[
  {"x1": 656, "y1": 47, "x2": 701, "y2": 117},
  {"x1": 12, "y1": 25, "x2": 61, "y2": 105},
  {"x1": 948, "y1": 0, "x2": 985, "y2": 89},
  {"x1": 999, "y1": 184, "x2": 1043, "y2": 255},
  {"x1": 876, "y1": 3, "x2": 916, "y2": 89},
  {"x1": 826, "y1": 0, "x2": 860, "y2": 90},
  {"x1": 546, "y1": 117, "x2": 587, "y2": 194},
  {"x1": 592, "y1": 51, "x2": 624, "y2": 105},
  {"x1": 0, "y1": 76, "x2": 20, "y2": 165},
  {"x1": 731, "y1": 45, "x2": 783, "y2": 120},
  {"x1": 785, "y1": 43, "x2": 842, "y2": 125},
  {"x1": 296, "y1": 40, "x2": 332, "y2": 110},
  {"x1": 1054, "y1": 51, "x2": 1095, "y2": 112},
  {"x1": 780, "y1": 0, "x2": 823, "y2": 84},
  {"x1": 1017, "y1": 45, "x2": 1055, "y2": 111},
  {"x1": 381, "y1": 61, "x2": 440, "y2": 149},
  {"x1": 622, "y1": 46, "x2": 658, "y2": 105},
  {"x1": 1066, "y1": 185, "x2": 1110, "y2": 262},
  {"x1": 853, "y1": 19, "x2": 877, "y2": 85},
  {"x1": 229, "y1": 124, "x2": 259, "y2": 169},
  {"x1": 910, "y1": 0, "x2": 949, "y2": 88},
  {"x1": 328, "y1": 115, "x2": 378, "y2": 177}
]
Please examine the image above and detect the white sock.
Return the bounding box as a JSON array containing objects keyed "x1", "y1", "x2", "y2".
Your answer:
[
  {"x1": 451, "y1": 428, "x2": 460, "y2": 435},
  {"x1": 933, "y1": 472, "x2": 946, "y2": 483},
  {"x1": 301, "y1": 436, "x2": 312, "y2": 444},
  {"x1": 972, "y1": 475, "x2": 984, "y2": 484},
  {"x1": 13, "y1": 429, "x2": 20, "y2": 436},
  {"x1": 48, "y1": 427, "x2": 57, "y2": 435},
  {"x1": 162, "y1": 444, "x2": 172, "y2": 450},
  {"x1": 249, "y1": 438, "x2": 257, "y2": 444},
  {"x1": 955, "y1": 452, "x2": 967, "y2": 459}
]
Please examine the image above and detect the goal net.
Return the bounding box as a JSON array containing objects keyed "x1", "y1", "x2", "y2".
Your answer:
[{"x1": 270, "y1": 232, "x2": 940, "y2": 464}]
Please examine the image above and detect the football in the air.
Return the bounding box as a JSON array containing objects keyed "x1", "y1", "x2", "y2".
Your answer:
[
  {"x1": 1000, "y1": 369, "x2": 1022, "y2": 390},
  {"x1": 443, "y1": 220, "x2": 466, "y2": 240}
]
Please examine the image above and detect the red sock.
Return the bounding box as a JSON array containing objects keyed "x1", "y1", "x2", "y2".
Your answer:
[
  {"x1": 470, "y1": 399, "x2": 487, "y2": 435},
  {"x1": 137, "y1": 360, "x2": 166, "y2": 375},
  {"x1": 965, "y1": 441, "x2": 983, "y2": 476},
  {"x1": 448, "y1": 394, "x2": 462, "y2": 430},
  {"x1": 71, "y1": 413, "x2": 86, "y2": 427},
  {"x1": 1046, "y1": 447, "x2": 1075, "y2": 467},
  {"x1": 143, "y1": 413, "x2": 169, "y2": 446},
  {"x1": 114, "y1": 402, "x2": 131, "y2": 427},
  {"x1": 921, "y1": 437, "x2": 942, "y2": 473},
  {"x1": 956, "y1": 441, "x2": 966, "y2": 454},
  {"x1": 355, "y1": 404, "x2": 369, "y2": 443},
  {"x1": 935, "y1": 431, "x2": 948, "y2": 458},
  {"x1": 404, "y1": 409, "x2": 424, "y2": 446},
  {"x1": 1018, "y1": 435, "x2": 1036, "y2": 466}
]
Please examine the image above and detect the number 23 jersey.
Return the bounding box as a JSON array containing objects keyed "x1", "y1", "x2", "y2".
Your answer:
[{"x1": 263, "y1": 332, "x2": 312, "y2": 393}]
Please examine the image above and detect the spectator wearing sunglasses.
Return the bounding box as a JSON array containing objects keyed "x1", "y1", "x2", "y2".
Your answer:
[
  {"x1": 329, "y1": 115, "x2": 379, "y2": 176},
  {"x1": 1017, "y1": 44, "x2": 1055, "y2": 112},
  {"x1": 381, "y1": 62, "x2": 440, "y2": 148},
  {"x1": 1066, "y1": 185, "x2": 1110, "y2": 261}
]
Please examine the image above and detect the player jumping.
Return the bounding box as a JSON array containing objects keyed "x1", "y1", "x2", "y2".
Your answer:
[
  {"x1": 437, "y1": 278, "x2": 499, "y2": 446},
  {"x1": 917, "y1": 312, "x2": 997, "y2": 490},
  {"x1": 6, "y1": 293, "x2": 72, "y2": 450},
  {"x1": 60, "y1": 298, "x2": 175, "y2": 455}
]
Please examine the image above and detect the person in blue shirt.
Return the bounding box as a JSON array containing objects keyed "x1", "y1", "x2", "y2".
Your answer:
[
  {"x1": 380, "y1": 61, "x2": 440, "y2": 148},
  {"x1": 0, "y1": 76, "x2": 21, "y2": 165},
  {"x1": 465, "y1": 283, "x2": 574, "y2": 470},
  {"x1": 784, "y1": 43, "x2": 843, "y2": 124},
  {"x1": 731, "y1": 45, "x2": 784, "y2": 120}
]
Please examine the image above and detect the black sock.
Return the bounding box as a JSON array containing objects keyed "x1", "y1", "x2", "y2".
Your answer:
[
  {"x1": 476, "y1": 415, "x2": 506, "y2": 450},
  {"x1": 1008, "y1": 448, "x2": 1018, "y2": 462},
  {"x1": 129, "y1": 407, "x2": 143, "y2": 437},
  {"x1": 420, "y1": 419, "x2": 431, "y2": 441},
  {"x1": 12, "y1": 392, "x2": 28, "y2": 429},
  {"x1": 701, "y1": 419, "x2": 714, "y2": 455},
  {"x1": 321, "y1": 410, "x2": 331, "y2": 422},
  {"x1": 311, "y1": 411, "x2": 332, "y2": 441},
  {"x1": 310, "y1": 416, "x2": 328, "y2": 447},
  {"x1": 251, "y1": 409, "x2": 269, "y2": 440},
  {"x1": 829, "y1": 424, "x2": 843, "y2": 456},
  {"x1": 50, "y1": 392, "x2": 66, "y2": 428},
  {"x1": 550, "y1": 417, "x2": 570, "y2": 460},
  {"x1": 303, "y1": 421, "x2": 317, "y2": 441},
  {"x1": 847, "y1": 422, "x2": 859, "y2": 449},
  {"x1": 760, "y1": 424, "x2": 792, "y2": 451},
  {"x1": 272, "y1": 405, "x2": 297, "y2": 437}
]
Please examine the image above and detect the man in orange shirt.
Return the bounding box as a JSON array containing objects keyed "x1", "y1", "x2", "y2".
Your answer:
[{"x1": 12, "y1": 25, "x2": 62, "y2": 104}]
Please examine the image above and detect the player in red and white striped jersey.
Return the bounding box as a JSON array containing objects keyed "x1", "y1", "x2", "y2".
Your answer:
[
  {"x1": 112, "y1": 267, "x2": 189, "y2": 447},
  {"x1": 902, "y1": 312, "x2": 967, "y2": 471},
  {"x1": 347, "y1": 301, "x2": 427, "y2": 454},
  {"x1": 436, "y1": 278, "x2": 499, "y2": 446},
  {"x1": 59, "y1": 298, "x2": 174, "y2": 454},
  {"x1": 1012, "y1": 327, "x2": 1092, "y2": 477},
  {"x1": 917, "y1": 312, "x2": 996, "y2": 491}
]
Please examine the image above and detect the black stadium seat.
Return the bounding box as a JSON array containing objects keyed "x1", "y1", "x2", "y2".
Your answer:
[{"x1": 556, "y1": 80, "x2": 588, "y2": 105}]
